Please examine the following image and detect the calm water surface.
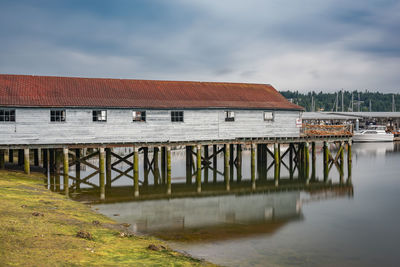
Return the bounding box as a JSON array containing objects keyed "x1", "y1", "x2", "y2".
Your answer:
[{"x1": 90, "y1": 143, "x2": 400, "y2": 266}]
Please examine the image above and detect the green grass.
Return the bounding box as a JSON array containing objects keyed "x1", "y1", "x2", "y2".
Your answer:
[{"x1": 0, "y1": 170, "x2": 215, "y2": 266}]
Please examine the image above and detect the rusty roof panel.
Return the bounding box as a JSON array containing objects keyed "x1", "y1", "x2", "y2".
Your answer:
[{"x1": 0, "y1": 74, "x2": 303, "y2": 110}]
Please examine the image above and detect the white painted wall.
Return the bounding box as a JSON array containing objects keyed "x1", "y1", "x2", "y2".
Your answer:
[{"x1": 0, "y1": 108, "x2": 301, "y2": 145}]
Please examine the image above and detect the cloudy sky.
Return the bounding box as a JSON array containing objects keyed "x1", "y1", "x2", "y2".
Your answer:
[{"x1": 0, "y1": 0, "x2": 399, "y2": 92}]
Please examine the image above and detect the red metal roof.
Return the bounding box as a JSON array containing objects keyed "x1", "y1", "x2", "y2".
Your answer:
[{"x1": 0, "y1": 74, "x2": 303, "y2": 110}]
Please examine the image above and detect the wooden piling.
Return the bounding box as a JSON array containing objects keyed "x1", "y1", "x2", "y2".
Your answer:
[
  {"x1": 289, "y1": 144, "x2": 293, "y2": 179},
  {"x1": 0, "y1": 150, "x2": 4, "y2": 169},
  {"x1": 161, "y1": 147, "x2": 166, "y2": 184},
  {"x1": 133, "y1": 146, "x2": 139, "y2": 197},
  {"x1": 251, "y1": 143, "x2": 256, "y2": 190},
  {"x1": 186, "y1": 146, "x2": 192, "y2": 184},
  {"x1": 323, "y1": 141, "x2": 329, "y2": 182},
  {"x1": 347, "y1": 140, "x2": 352, "y2": 184},
  {"x1": 98, "y1": 147, "x2": 105, "y2": 200},
  {"x1": 75, "y1": 149, "x2": 81, "y2": 191},
  {"x1": 24, "y1": 148, "x2": 30, "y2": 175},
  {"x1": 224, "y1": 144, "x2": 230, "y2": 191},
  {"x1": 213, "y1": 145, "x2": 217, "y2": 183},
  {"x1": 143, "y1": 147, "x2": 149, "y2": 185},
  {"x1": 230, "y1": 144, "x2": 234, "y2": 181},
  {"x1": 311, "y1": 142, "x2": 316, "y2": 180},
  {"x1": 274, "y1": 143, "x2": 279, "y2": 186},
  {"x1": 236, "y1": 144, "x2": 242, "y2": 182},
  {"x1": 339, "y1": 141, "x2": 345, "y2": 183},
  {"x1": 63, "y1": 148, "x2": 69, "y2": 196},
  {"x1": 167, "y1": 146, "x2": 172, "y2": 195},
  {"x1": 196, "y1": 145, "x2": 202, "y2": 193},
  {"x1": 8, "y1": 149, "x2": 13, "y2": 163},
  {"x1": 105, "y1": 148, "x2": 111, "y2": 188},
  {"x1": 55, "y1": 150, "x2": 60, "y2": 192},
  {"x1": 204, "y1": 145, "x2": 209, "y2": 183},
  {"x1": 154, "y1": 147, "x2": 160, "y2": 185},
  {"x1": 304, "y1": 142, "x2": 310, "y2": 182}
]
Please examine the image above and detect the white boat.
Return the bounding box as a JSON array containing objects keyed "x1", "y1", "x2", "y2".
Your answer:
[{"x1": 353, "y1": 125, "x2": 394, "y2": 142}]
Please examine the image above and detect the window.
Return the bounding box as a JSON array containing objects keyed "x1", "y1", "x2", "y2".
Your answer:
[
  {"x1": 264, "y1": 111, "x2": 274, "y2": 121},
  {"x1": 92, "y1": 110, "x2": 107, "y2": 122},
  {"x1": 133, "y1": 111, "x2": 146, "y2": 122},
  {"x1": 50, "y1": 110, "x2": 66, "y2": 122},
  {"x1": 0, "y1": 109, "x2": 15, "y2": 122},
  {"x1": 225, "y1": 111, "x2": 235, "y2": 122},
  {"x1": 171, "y1": 111, "x2": 184, "y2": 122}
]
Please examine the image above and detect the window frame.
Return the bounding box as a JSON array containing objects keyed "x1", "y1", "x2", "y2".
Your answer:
[
  {"x1": 50, "y1": 109, "x2": 66, "y2": 122},
  {"x1": 92, "y1": 110, "x2": 107, "y2": 122},
  {"x1": 171, "y1": 111, "x2": 184, "y2": 122},
  {"x1": 132, "y1": 110, "x2": 146, "y2": 122},
  {"x1": 225, "y1": 111, "x2": 235, "y2": 122},
  {"x1": 263, "y1": 111, "x2": 275, "y2": 122},
  {"x1": 0, "y1": 109, "x2": 16, "y2": 122}
]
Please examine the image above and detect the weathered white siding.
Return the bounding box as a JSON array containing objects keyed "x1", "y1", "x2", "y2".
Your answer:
[{"x1": 0, "y1": 108, "x2": 301, "y2": 145}]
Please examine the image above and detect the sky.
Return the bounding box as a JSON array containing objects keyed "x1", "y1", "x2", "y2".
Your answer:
[{"x1": 0, "y1": 0, "x2": 399, "y2": 93}]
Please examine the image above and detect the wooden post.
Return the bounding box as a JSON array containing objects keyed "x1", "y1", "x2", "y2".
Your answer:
[
  {"x1": 8, "y1": 149, "x2": 13, "y2": 163},
  {"x1": 154, "y1": 147, "x2": 160, "y2": 185},
  {"x1": 204, "y1": 145, "x2": 209, "y2": 183},
  {"x1": 213, "y1": 145, "x2": 217, "y2": 183},
  {"x1": 347, "y1": 140, "x2": 352, "y2": 184},
  {"x1": 143, "y1": 147, "x2": 149, "y2": 186},
  {"x1": 99, "y1": 147, "x2": 105, "y2": 200},
  {"x1": 229, "y1": 144, "x2": 234, "y2": 181},
  {"x1": 33, "y1": 149, "x2": 39, "y2": 166},
  {"x1": 133, "y1": 146, "x2": 139, "y2": 197},
  {"x1": 167, "y1": 146, "x2": 172, "y2": 195},
  {"x1": 298, "y1": 143, "x2": 303, "y2": 179},
  {"x1": 75, "y1": 149, "x2": 81, "y2": 191},
  {"x1": 251, "y1": 143, "x2": 256, "y2": 190},
  {"x1": 196, "y1": 145, "x2": 202, "y2": 193},
  {"x1": 105, "y1": 148, "x2": 111, "y2": 188},
  {"x1": 339, "y1": 141, "x2": 345, "y2": 183},
  {"x1": 55, "y1": 150, "x2": 60, "y2": 192},
  {"x1": 224, "y1": 144, "x2": 230, "y2": 191},
  {"x1": 274, "y1": 143, "x2": 279, "y2": 186},
  {"x1": 161, "y1": 147, "x2": 166, "y2": 184},
  {"x1": 304, "y1": 142, "x2": 310, "y2": 183},
  {"x1": 236, "y1": 144, "x2": 242, "y2": 182},
  {"x1": 257, "y1": 144, "x2": 262, "y2": 179},
  {"x1": 186, "y1": 146, "x2": 192, "y2": 184},
  {"x1": 289, "y1": 144, "x2": 293, "y2": 179},
  {"x1": 63, "y1": 148, "x2": 69, "y2": 196},
  {"x1": 311, "y1": 142, "x2": 316, "y2": 180},
  {"x1": 24, "y1": 148, "x2": 30, "y2": 175},
  {"x1": 323, "y1": 141, "x2": 329, "y2": 182}
]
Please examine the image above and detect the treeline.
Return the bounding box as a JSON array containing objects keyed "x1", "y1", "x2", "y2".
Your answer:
[{"x1": 280, "y1": 90, "x2": 400, "y2": 112}]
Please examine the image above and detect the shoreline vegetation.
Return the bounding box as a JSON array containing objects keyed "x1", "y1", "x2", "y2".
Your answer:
[{"x1": 0, "y1": 170, "x2": 215, "y2": 266}]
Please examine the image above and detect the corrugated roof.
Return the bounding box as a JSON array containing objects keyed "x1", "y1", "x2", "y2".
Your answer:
[{"x1": 0, "y1": 74, "x2": 303, "y2": 110}]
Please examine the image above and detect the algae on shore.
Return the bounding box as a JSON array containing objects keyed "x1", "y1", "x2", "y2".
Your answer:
[{"x1": 0, "y1": 170, "x2": 214, "y2": 266}]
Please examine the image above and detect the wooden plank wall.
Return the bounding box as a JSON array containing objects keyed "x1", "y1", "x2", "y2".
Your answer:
[{"x1": 0, "y1": 108, "x2": 301, "y2": 145}]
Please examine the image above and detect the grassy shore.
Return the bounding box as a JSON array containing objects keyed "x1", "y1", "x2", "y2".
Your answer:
[{"x1": 0, "y1": 170, "x2": 214, "y2": 266}]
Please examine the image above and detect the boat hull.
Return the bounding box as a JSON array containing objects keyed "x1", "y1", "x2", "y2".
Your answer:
[{"x1": 353, "y1": 133, "x2": 394, "y2": 142}]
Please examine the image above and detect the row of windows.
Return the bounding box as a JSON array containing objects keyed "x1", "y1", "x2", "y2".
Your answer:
[{"x1": 0, "y1": 109, "x2": 275, "y2": 123}]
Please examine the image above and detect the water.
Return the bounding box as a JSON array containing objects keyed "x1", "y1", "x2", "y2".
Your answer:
[{"x1": 75, "y1": 143, "x2": 400, "y2": 266}]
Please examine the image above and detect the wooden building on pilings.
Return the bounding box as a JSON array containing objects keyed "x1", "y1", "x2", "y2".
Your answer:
[{"x1": 0, "y1": 74, "x2": 353, "y2": 200}]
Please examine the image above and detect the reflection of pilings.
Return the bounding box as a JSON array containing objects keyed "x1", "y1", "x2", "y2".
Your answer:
[
  {"x1": 236, "y1": 144, "x2": 242, "y2": 182},
  {"x1": 196, "y1": 145, "x2": 202, "y2": 193},
  {"x1": 76, "y1": 149, "x2": 81, "y2": 191},
  {"x1": 347, "y1": 140, "x2": 352, "y2": 184},
  {"x1": 133, "y1": 147, "x2": 139, "y2": 197},
  {"x1": 251, "y1": 143, "x2": 256, "y2": 190},
  {"x1": 99, "y1": 147, "x2": 105, "y2": 200},
  {"x1": 167, "y1": 146, "x2": 171, "y2": 195},
  {"x1": 63, "y1": 148, "x2": 69, "y2": 196},
  {"x1": 224, "y1": 144, "x2": 230, "y2": 191},
  {"x1": 213, "y1": 145, "x2": 217, "y2": 183},
  {"x1": 24, "y1": 148, "x2": 30, "y2": 175}
]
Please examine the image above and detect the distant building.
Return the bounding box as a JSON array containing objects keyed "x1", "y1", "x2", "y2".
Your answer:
[{"x1": 0, "y1": 74, "x2": 303, "y2": 145}]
